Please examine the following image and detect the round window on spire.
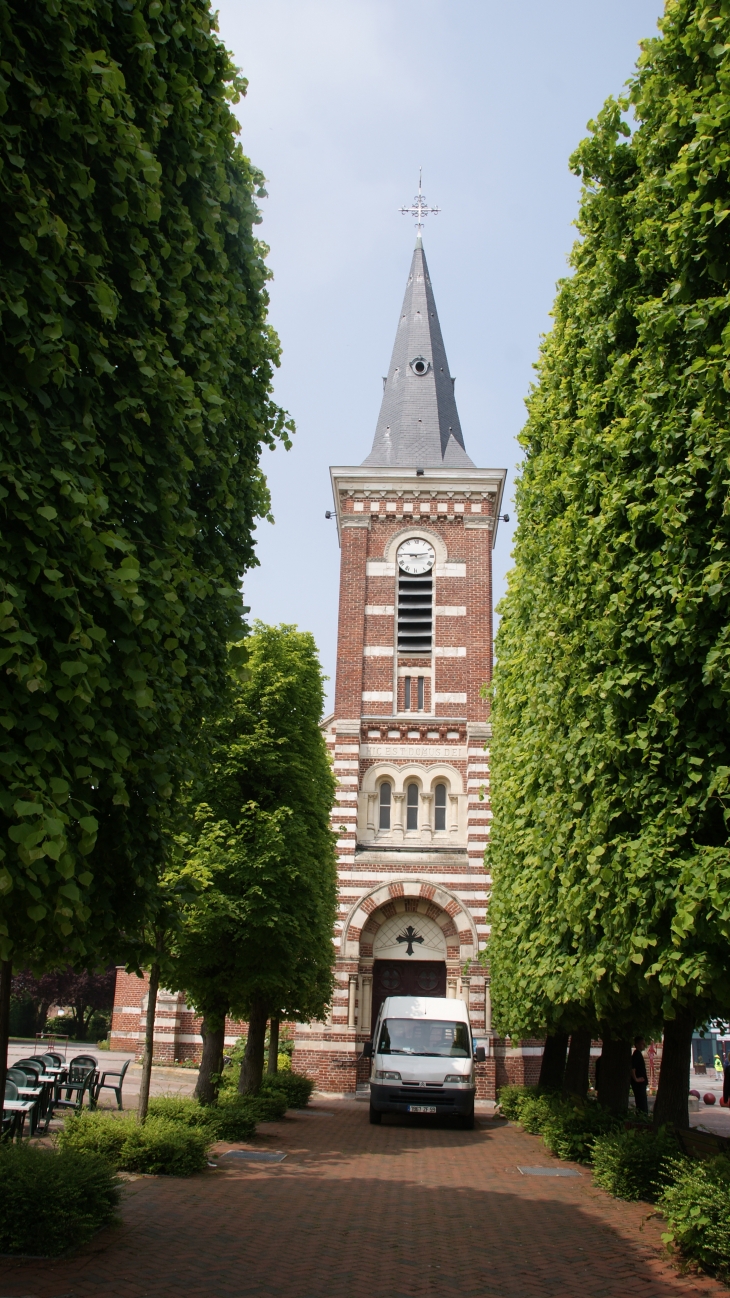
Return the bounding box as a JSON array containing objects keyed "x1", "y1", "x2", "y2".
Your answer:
[{"x1": 410, "y1": 356, "x2": 431, "y2": 376}]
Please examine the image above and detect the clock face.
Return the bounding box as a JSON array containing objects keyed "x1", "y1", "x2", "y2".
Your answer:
[{"x1": 397, "y1": 538, "x2": 436, "y2": 575}]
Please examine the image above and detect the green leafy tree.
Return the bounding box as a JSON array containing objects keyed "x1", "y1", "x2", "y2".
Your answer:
[
  {"x1": 488, "y1": 0, "x2": 730, "y2": 1126},
  {"x1": 165, "y1": 624, "x2": 338, "y2": 1099},
  {"x1": 0, "y1": 0, "x2": 291, "y2": 1094}
]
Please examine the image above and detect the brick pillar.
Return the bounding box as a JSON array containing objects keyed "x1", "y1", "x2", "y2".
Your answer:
[
  {"x1": 334, "y1": 519, "x2": 369, "y2": 719},
  {"x1": 464, "y1": 516, "x2": 493, "y2": 718}
]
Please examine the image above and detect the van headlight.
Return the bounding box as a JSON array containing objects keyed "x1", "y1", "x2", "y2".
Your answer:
[
  {"x1": 444, "y1": 1074, "x2": 472, "y2": 1085},
  {"x1": 375, "y1": 1070, "x2": 401, "y2": 1081}
]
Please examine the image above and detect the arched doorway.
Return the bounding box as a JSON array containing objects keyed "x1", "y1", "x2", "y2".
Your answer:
[{"x1": 369, "y1": 909, "x2": 447, "y2": 1030}]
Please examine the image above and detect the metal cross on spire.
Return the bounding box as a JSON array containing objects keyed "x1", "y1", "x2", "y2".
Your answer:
[{"x1": 399, "y1": 168, "x2": 440, "y2": 236}]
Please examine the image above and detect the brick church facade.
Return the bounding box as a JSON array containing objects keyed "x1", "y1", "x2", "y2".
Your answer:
[
  {"x1": 290, "y1": 237, "x2": 539, "y2": 1097},
  {"x1": 111, "y1": 236, "x2": 543, "y2": 1094}
]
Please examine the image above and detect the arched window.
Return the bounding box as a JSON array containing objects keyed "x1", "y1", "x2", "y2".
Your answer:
[
  {"x1": 434, "y1": 783, "x2": 447, "y2": 831},
  {"x1": 406, "y1": 782, "x2": 419, "y2": 831},
  {"x1": 379, "y1": 782, "x2": 392, "y2": 830}
]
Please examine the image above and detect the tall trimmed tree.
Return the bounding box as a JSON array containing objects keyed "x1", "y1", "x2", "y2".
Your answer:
[
  {"x1": 166, "y1": 624, "x2": 338, "y2": 1100},
  {"x1": 489, "y1": 0, "x2": 730, "y2": 1127},
  {"x1": 0, "y1": 0, "x2": 291, "y2": 1095}
]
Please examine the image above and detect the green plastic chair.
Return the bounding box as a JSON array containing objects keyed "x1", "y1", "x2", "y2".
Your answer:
[
  {"x1": 92, "y1": 1059, "x2": 130, "y2": 1110},
  {"x1": 6, "y1": 1069, "x2": 31, "y2": 1088},
  {"x1": 53, "y1": 1066, "x2": 95, "y2": 1116},
  {"x1": 14, "y1": 1058, "x2": 43, "y2": 1081}
]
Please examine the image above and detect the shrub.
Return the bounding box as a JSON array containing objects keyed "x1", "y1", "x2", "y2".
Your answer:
[
  {"x1": 60, "y1": 1110, "x2": 130, "y2": 1164},
  {"x1": 659, "y1": 1156, "x2": 730, "y2": 1278},
  {"x1": 497, "y1": 1085, "x2": 534, "y2": 1120},
  {"x1": 60, "y1": 1111, "x2": 209, "y2": 1176},
  {"x1": 0, "y1": 1142, "x2": 119, "y2": 1256},
  {"x1": 499, "y1": 1086, "x2": 620, "y2": 1163},
  {"x1": 540, "y1": 1100, "x2": 620, "y2": 1164},
  {"x1": 592, "y1": 1127, "x2": 681, "y2": 1201},
  {"x1": 517, "y1": 1092, "x2": 558, "y2": 1135},
  {"x1": 261, "y1": 1070, "x2": 314, "y2": 1109},
  {"x1": 147, "y1": 1096, "x2": 218, "y2": 1132},
  {"x1": 213, "y1": 1096, "x2": 258, "y2": 1141},
  {"x1": 119, "y1": 1118, "x2": 209, "y2": 1176},
  {"x1": 246, "y1": 1090, "x2": 289, "y2": 1123}
]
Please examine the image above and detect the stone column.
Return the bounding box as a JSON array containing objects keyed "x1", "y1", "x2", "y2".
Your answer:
[
  {"x1": 447, "y1": 978, "x2": 458, "y2": 999},
  {"x1": 366, "y1": 793, "x2": 377, "y2": 834},
  {"x1": 347, "y1": 975, "x2": 357, "y2": 1029},
  {"x1": 360, "y1": 975, "x2": 373, "y2": 1036},
  {"x1": 392, "y1": 792, "x2": 405, "y2": 840},
  {"x1": 449, "y1": 794, "x2": 459, "y2": 835},
  {"x1": 421, "y1": 792, "x2": 433, "y2": 841},
  {"x1": 460, "y1": 977, "x2": 471, "y2": 1010}
]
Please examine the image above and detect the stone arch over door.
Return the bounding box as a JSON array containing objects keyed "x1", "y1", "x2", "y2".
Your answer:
[{"x1": 341, "y1": 879, "x2": 478, "y2": 1037}]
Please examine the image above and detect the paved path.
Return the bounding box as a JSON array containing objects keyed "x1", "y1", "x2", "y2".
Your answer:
[{"x1": 4, "y1": 1102, "x2": 727, "y2": 1298}]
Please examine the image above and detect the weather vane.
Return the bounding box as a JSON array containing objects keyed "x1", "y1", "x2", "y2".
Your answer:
[{"x1": 400, "y1": 168, "x2": 440, "y2": 235}]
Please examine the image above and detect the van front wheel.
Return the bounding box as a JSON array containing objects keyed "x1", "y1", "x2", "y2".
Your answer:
[
  {"x1": 460, "y1": 1111, "x2": 475, "y2": 1130},
  {"x1": 369, "y1": 1105, "x2": 382, "y2": 1125}
]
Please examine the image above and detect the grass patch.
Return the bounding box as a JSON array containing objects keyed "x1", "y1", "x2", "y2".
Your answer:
[{"x1": 0, "y1": 1142, "x2": 119, "y2": 1256}]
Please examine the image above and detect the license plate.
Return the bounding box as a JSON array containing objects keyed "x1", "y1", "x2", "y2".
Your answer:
[{"x1": 408, "y1": 1105, "x2": 437, "y2": 1114}]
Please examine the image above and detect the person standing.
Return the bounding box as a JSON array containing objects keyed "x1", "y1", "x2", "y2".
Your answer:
[{"x1": 631, "y1": 1035, "x2": 649, "y2": 1114}]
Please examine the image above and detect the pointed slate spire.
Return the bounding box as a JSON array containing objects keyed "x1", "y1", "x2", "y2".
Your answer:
[{"x1": 362, "y1": 239, "x2": 473, "y2": 468}]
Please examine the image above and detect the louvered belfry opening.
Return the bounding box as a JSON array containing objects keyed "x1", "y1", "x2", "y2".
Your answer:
[{"x1": 397, "y1": 571, "x2": 433, "y2": 654}]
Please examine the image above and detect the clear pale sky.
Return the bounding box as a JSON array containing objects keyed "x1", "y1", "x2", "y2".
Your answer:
[{"x1": 215, "y1": 0, "x2": 665, "y2": 710}]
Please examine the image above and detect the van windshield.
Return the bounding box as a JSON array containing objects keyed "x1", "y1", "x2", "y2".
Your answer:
[{"x1": 377, "y1": 1019, "x2": 471, "y2": 1058}]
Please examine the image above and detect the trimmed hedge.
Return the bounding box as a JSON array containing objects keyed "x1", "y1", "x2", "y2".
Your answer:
[
  {"x1": 261, "y1": 1069, "x2": 314, "y2": 1110},
  {"x1": 540, "y1": 1100, "x2": 619, "y2": 1164},
  {"x1": 244, "y1": 1089, "x2": 289, "y2": 1123},
  {"x1": 60, "y1": 1111, "x2": 209, "y2": 1176},
  {"x1": 496, "y1": 1084, "x2": 533, "y2": 1121},
  {"x1": 148, "y1": 1093, "x2": 258, "y2": 1141},
  {"x1": 659, "y1": 1156, "x2": 730, "y2": 1279},
  {"x1": 498, "y1": 1086, "x2": 620, "y2": 1163},
  {"x1": 592, "y1": 1128, "x2": 681, "y2": 1202},
  {"x1": 0, "y1": 1142, "x2": 119, "y2": 1256}
]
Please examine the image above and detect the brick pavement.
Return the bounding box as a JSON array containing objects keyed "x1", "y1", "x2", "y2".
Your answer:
[{"x1": 3, "y1": 1101, "x2": 727, "y2": 1298}]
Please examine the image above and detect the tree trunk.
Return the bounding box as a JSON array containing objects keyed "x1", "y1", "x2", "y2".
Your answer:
[
  {"x1": 238, "y1": 996, "x2": 268, "y2": 1096},
  {"x1": 563, "y1": 1029, "x2": 592, "y2": 1099},
  {"x1": 137, "y1": 961, "x2": 160, "y2": 1123},
  {"x1": 596, "y1": 1033, "x2": 631, "y2": 1114},
  {"x1": 267, "y1": 1017, "x2": 280, "y2": 1075},
  {"x1": 538, "y1": 1032, "x2": 568, "y2": 1090},
  {"x1": 653, "y1": 1006, "x2": 694, "y2": 1130},
  {"x1": 0, "y1": 959, "x2": 12, "y2": 1106},
  {"x1": 194, "y1": 1017, "x2": 225, "y2": 1105}
]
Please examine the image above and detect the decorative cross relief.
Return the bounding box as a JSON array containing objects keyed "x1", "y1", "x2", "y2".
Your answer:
[{"x1": 396, "y1": 924, "x2": 425, "y2": 957}]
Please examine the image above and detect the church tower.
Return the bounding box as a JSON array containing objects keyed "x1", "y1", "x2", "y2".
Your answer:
[{"x1": 292, "y1": 231, "x2": 508, "y2": 1096}]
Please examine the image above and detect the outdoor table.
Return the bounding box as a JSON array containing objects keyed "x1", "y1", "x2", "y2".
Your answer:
[
  {"x1": 25, "y1": 1077, "x2": 58, "y2": 1127},
  {"x1": 3, "y1": 1098, "x2": 37, "y2": 1139},
  {"x1": 15, "y1": 1087, "x2": 43, "y2": 1134}
]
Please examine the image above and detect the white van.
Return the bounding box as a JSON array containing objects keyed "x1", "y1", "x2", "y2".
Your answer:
[{"x1": 363, "y1": 994, "x2": 485, "y2": 1129}]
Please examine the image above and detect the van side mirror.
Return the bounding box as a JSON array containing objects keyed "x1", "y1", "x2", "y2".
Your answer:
[
  {"x1": 362, "y1": 1041, "x2": 373, "y2": 1058},
  {"x1": 475, "y1": 1047, "x2": 486, "y2": 1063}
]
